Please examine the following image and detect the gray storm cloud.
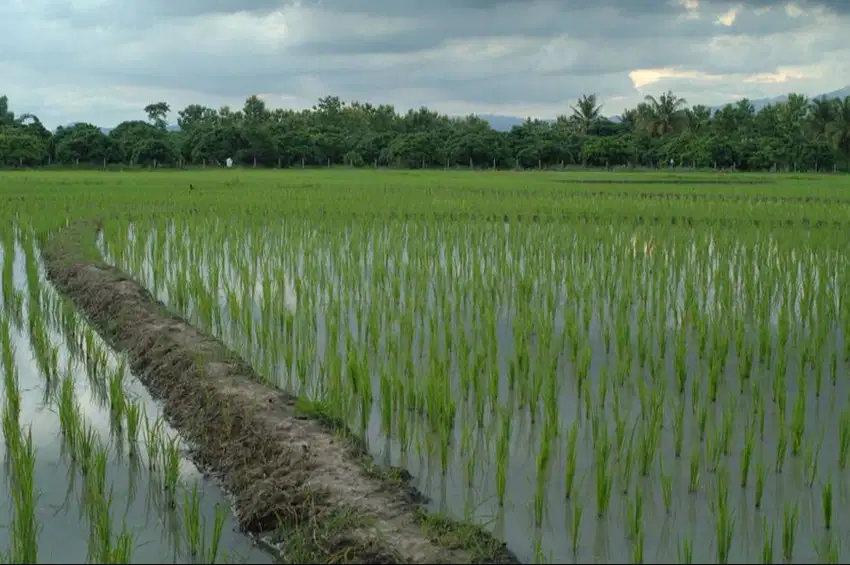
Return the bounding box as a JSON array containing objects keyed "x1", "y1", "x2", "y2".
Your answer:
[
  {"x1": 1, "y1": 0, "x2": 848, "y2": 128},
  {"x1": 97, "y1": 0, "x2": 850, "y2": 17}
]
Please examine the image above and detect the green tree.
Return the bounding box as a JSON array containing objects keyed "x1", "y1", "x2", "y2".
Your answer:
[
  {"x1": 641, "y1": 91, "x2": 688, "y2": 136},
  {"x1": 144, "y1": 102, "x2": 171, "y2": 130},
  {"x1": 3, "y1": 87, "x2": 850, "y2": 172},
  {"x1": 570, "y1": 94, "x2": 603, "y2": 134}
]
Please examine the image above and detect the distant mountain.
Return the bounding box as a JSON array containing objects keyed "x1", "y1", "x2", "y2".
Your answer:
[
  {"x1": 477, "y1": 113, "x2": 621, "y2": 131},
  {"x1": 475, "y1": 114, "x2": 534, "y2": 132},
  {"x1": 478, "y1": 113, "x2": 625, "y2": 131},
  {"x1": 817, "y1": 85, "x2": 850, "y2": 100}
]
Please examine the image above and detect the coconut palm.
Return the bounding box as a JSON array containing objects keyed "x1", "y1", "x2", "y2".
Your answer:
[
  {"x1": 570, "y1": 94, "x2": 603, "y2": 134},
  {"x1": 619, "y1": 108, "x2": 639, "y2": 131},
  {"x1": 806, "y1": 97, "x2": 835, "y2": 140},
  {"x1": 685, "y1": 105, "x2": 712, "y2": 133},
  {"x1": 826, "y1": 96, "x2": 850, "y2": 163},
  {"x1": 642, "y1": 91, "x2": 688, "y2": 136},
  {"x1": 0, "y1": 95, "x2": 16, "y2": 127}
]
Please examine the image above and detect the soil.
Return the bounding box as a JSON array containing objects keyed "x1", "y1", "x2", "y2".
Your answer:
[{"x1": 40, "y1": 220, "x2": 518, "y2": 565}]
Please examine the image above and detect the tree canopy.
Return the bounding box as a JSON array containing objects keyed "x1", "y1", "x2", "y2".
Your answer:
[{"x1": 1, "y1": 90, "x2": 849, "y2": 171}]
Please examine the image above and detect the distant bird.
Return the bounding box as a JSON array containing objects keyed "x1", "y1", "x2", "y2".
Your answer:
[{"x1": 189, "y1": 183, "x2": 195, "y2": 190}]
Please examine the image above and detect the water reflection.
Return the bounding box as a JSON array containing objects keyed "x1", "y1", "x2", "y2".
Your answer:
[
  {"x1": 0, "y1": 236, "x2": 271, "y2": 564},
  {"x1": 101, "y1": 219, "x2": 849, "y2": 564}
]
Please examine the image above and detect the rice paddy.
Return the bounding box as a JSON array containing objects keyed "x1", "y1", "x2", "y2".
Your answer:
[
  {"x1": 3, "y1": 169, "x2": 850, "y2": 563},
  {"x1": 0, "y1": 226, "x2": 272, "y2": 563}
]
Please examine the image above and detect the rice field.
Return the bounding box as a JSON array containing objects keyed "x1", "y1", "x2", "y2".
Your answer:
[
  {"x1": 0, "y1": 227, "x2": 272, "y2": 563},
  {"x1": 3, "y1": 169, "x2": 850, "y2": 563}
]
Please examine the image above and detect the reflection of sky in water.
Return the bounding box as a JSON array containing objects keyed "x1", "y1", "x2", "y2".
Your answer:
[
  {"x1": 99, "y1": 219, "x2": 850, "y2": 564},
  {"x1": 0, "y1": 241, "x2": 271, "y2": 564},
  {"x1": 102, "y1": 225, "x2": 299, "y2": 317}
]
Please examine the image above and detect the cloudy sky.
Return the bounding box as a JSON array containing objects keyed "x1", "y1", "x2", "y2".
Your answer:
[{"x1": 2, "y1": 0, "x2": 849, "y2": 128}]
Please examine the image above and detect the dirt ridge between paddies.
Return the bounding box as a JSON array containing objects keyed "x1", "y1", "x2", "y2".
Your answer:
[{"x1": 39, "y1": 220, "x2": 518, "y2": 565}]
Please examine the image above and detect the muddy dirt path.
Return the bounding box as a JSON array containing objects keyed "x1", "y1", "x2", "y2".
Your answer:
[{"x1": 40, "y1": 220, "x2": 518, "y2": 564}]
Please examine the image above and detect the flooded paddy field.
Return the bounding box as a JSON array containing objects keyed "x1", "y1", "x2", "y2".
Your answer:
[
  {"x1": 4, "y1": 168, "x2": 850, "y2": 564},
  {"x1": 98, "y1": 183, "x2": 850, "y2": 563},
  {"x1": 0, "y1": 228, "x2": 272, "y2": 563}
]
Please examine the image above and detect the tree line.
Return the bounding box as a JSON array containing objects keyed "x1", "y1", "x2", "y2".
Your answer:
[{"x1": 1, "y1": 90, "x2": 849, "y2": 171}]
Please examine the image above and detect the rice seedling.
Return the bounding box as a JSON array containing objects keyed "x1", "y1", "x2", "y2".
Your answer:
[
  {"x1": 144, "y1": 411, "x2": 164, "y2": 471},
  {"x1": 570, "y1": 500, "x2": 582, "y2": 556},
  {"x1": 840, "y1": 409, "x2": 850, "y2": 469},
  {"x1": 688, "y1": 448, "x2": 700, "y2": 494},
  {"x1": 740, "y1": 422, "x2": 754, "y2": 488},
  {"x1": 804, "y1": 435, "x2": 822, "y2": 488},
  {"x1": 182, "y1": 482, "x2": 205, "y2": 559},
  {"x1": 58, "y1": 369, "x2": 76, "y2": 436},
  {"x1": 790, "y1": 380, "x2": 806, "y2": 456},
  {"x1": 205, "y1": 503, "x2": 229, "y2": 564},
  {"x1": 710, "y1": 470, "x2": 735, "y2": 564},
  {"x1": 124, "y1": 399, "x2": 142, "y2": 455},
  {"x1": 697, "y1": 402, "x2": 708, "y2": 442},
  {"x1": 162, "y1": 435, "x2": 182, "y2": 503},
  {"x1": 671, "y1": 397, "x2": 685, "y2": 458},
  {"x1": 781, "y1": 501, "x2": 798, "y2": 562},
  {"x1": 659, "y1": 461, "x2": 672, "y2": 514},
  {"x1": 626, "y1": 487, "x2": 642, "y2": 541},
  {"x1": 761, "y1": 517, "x2": 774, "y2": 564},
  {"x1": 775, "y1": 423, "x2": 788, "y2": 474},
  {"x1": 619, "y1": 434, "x2": 635, "y2": 496},
  {"x1": 719, "y1": 400, "x2": 735, "y2": 457},
  {"x1": 677, "y1": 536, "x2": 693, "y2": 564},
  {"x1": 5, "y1": 425, "x2": 40, "y2": 563},
  {"x1": 822, "y1": 476, "x2": 833, "y2": 530},
  {"x1": 77, "y1": 420, "x2": 99, "y2": 475},
  {"x1": 564, "y1": 419, "x2": 578, "y2": 499},
  {"x1": 815, "y1": 536, "x2": 840, "y2": 564},
  {"x1": 107, "y1": 363, "x2": 126, "y2": 425},
  {"x1": 631, "y1": 527, "x2": 644, "y2": 564},
  {"x1": 830, "y1": 351, "x2": 838, "y2": 387},
  {"x1": 531, "y1": 534, "x2": 546, "y2": 564},
  {"x1": 754, "y1": 456, "x2": 766, "y2": 509},
  {"x1": 532, "y1": 476, "x2": 546, "y2": 527},
  {"x1": 594, "y1": 430, "x2": 614, "y2": 517},
  {"x1": 86, "y1": 486, "x2": 135, "y2": 564},
  {"x1": 85, "y1": 441, "x2": 109, "y2": 511}
]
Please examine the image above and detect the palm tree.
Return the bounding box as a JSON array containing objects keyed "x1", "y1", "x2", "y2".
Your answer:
[
  {"x1": 0, "y1": 95, "x2": 16, "y2": 128},
  {"x1": 570, "y1": 94, "x2": 602, "y2": 134},
  {"x1": 685, "y1": 105, "x2": 712, "y2": 133},
  {"x1": 619, "y1": 108, "x2": 638, "y2": 131},
  {"x1": 807, "y1": 97, "x2": 835, "y2": 140},
  {"x1": 634, "y1": 102, "x2": 656, "y2": 134},
  {"x1": 642, "y1": 91, "x2": 688, "y2": 136},
  {"x1": 826, "y1": 96, "x2": 850, "y2": 165}
]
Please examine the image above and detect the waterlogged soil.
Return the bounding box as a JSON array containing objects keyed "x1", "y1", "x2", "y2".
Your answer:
[
  {"x1": 41, "y1": 221, "x2": 516, "y2": 564},
  {"x1": 0, "y1": 243, "x2": 270, "y2": 563},
  {"x1": 104, "y1": 222, "x2": 850, "y2": 564}
]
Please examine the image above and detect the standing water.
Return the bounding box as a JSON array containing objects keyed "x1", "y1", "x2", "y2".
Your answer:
[
  {"x1": 0, "y1": 228, "x2": 274, "y2": 563},
  {"x1": 101, "y1": 217, "x2": 850, "y2": 564}
]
